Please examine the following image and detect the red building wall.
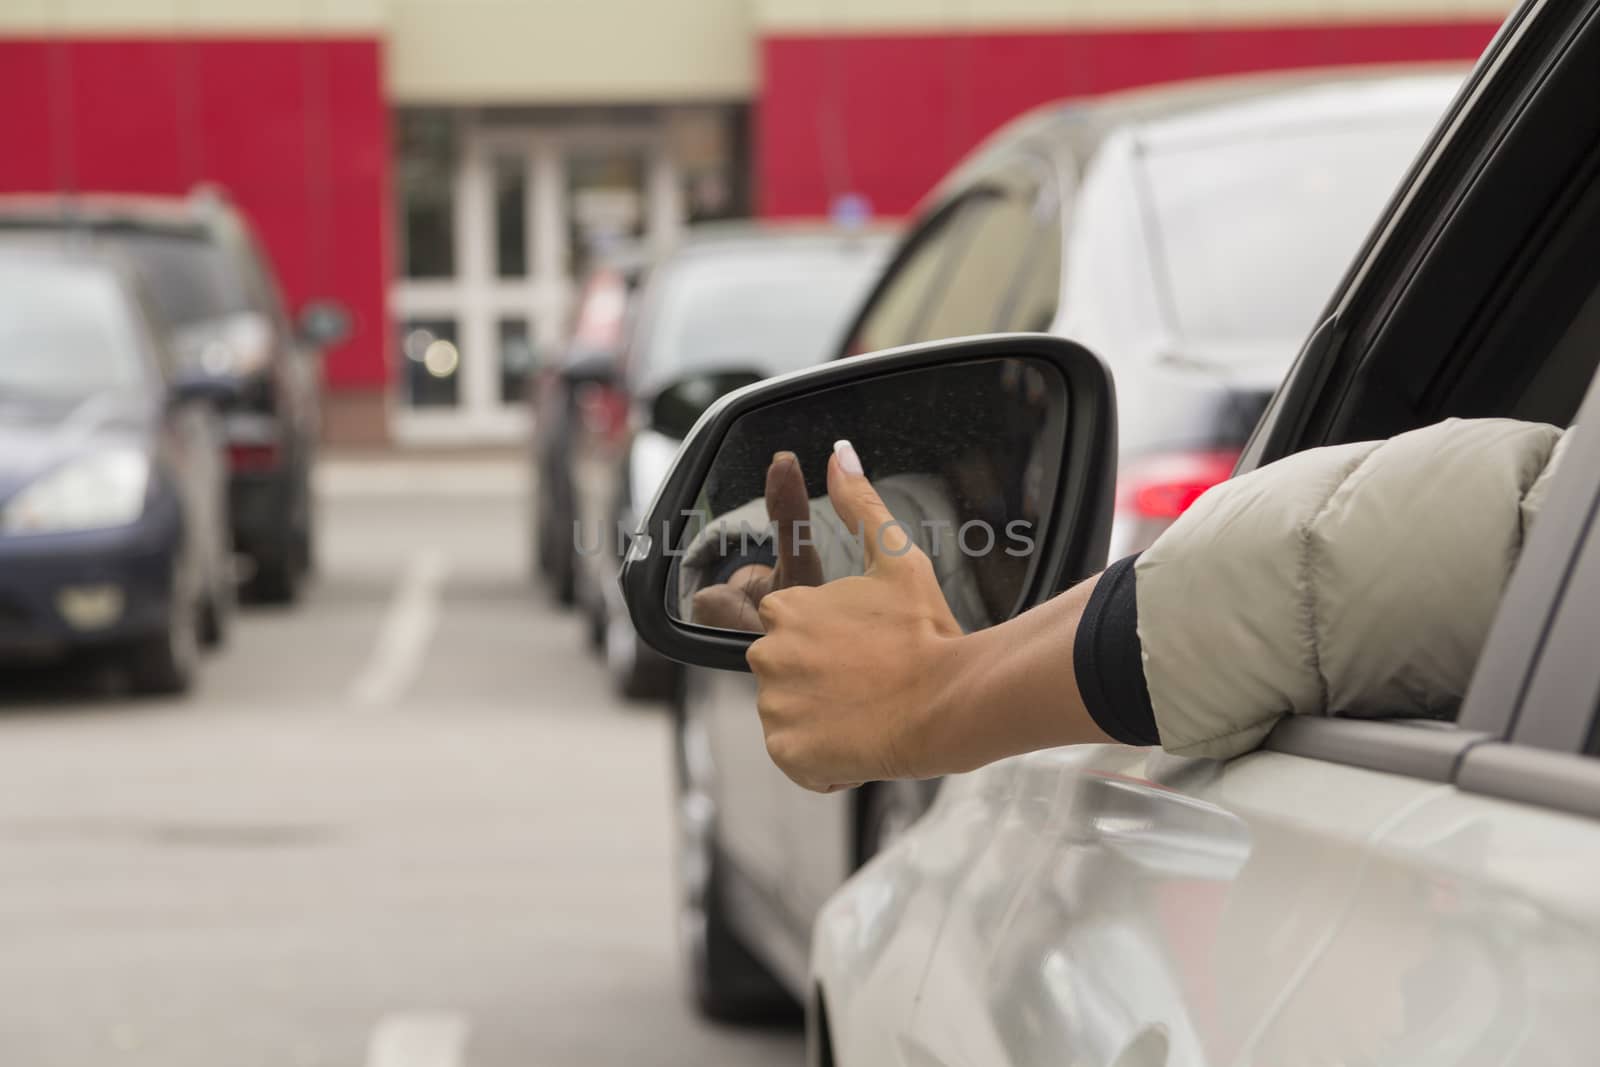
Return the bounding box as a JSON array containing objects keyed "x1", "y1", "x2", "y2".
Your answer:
[
  {"x1": 0, "y1": 37, "x2": 390, "y2": 391},
  {"x1": 0, "y1": 23, "x2": 1507, "y2": 396},
  {"x1": 758, "y1": 19, "x2": 1503, "y2": 219}
]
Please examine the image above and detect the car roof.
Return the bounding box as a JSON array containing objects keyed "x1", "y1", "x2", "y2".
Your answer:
[
  {"x1": 657, "y1": 224, "x2": 894, "y2": 287},
  {"x1": 0, "y1": 189, "x2": 235, "y2": 239},
  {"x1": 672, "y1": 220, "x2": 896, "y2": 260},
  {"x1": 928, "y1": 63, "x2": 1470, "y2": 204},
  {"x1": 0, "y1": 241, "x2": 139, "y2": 282}
]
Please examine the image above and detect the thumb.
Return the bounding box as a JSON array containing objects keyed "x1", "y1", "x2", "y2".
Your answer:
[
  {"x1": 827, "y1": 439, "x2": 911, "y2": 571},
  {"x1": 765, "y1": 450, "x2": 823, "y2": 588}
]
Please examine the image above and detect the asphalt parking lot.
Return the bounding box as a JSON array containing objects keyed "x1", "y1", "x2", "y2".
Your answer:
[{"x1": 0, "y1": 456, "x2": 801, "y2": 1067}]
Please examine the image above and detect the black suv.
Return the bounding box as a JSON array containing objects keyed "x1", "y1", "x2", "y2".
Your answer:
[{"x1": 0, "y1": 189, "x2": 350, "y2": 602}]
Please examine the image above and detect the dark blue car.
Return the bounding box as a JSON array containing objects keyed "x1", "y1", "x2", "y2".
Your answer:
[
  {"x1": 0, "y1": 248, "x2": 234, "y2": 694},
  {"x1": 0, "y1": 191, "x2": 350, "y2": 605}
]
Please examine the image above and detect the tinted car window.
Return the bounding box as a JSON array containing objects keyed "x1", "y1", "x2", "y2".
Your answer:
[
  {"x1": 844, "y1": 205, "x2": 970, "y2": 355},
  {"x1": 1000, "y1": 200, "x2": 1063, "y2": 333},
  {"x1": 0, "y1": 262, "x2": 147, "y2": 395},
  {"x1": 236, "y1": 231, "x2": 291, "y2": 327},
  {"x1": 632, "y1": 239, "x2": 887, "y2": 396},
  {"x1": 111, "y1": 231, "x2": 251, "y2": 328},
  {"x1": 917, "y1": 181, "x2": 1051, "y2": 342}
]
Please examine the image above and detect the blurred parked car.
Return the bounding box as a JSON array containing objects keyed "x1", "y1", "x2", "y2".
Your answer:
[
  {"x1": 813, "y1": 10, "x2": 1600, "y2": 1061},
  {"x1": 671, "y1": 69, "x2": 1458, "y2": 1022},
  {"x1": 530, "y1": 249, "x2": 646, "y2": 605},
  {"x1": 0, "y1": 189, "x2": 349, "y2": 603},
  {"x1": 573, "y1": 225, "x2": 891, "y2": 700},
  {"x1": 0, "y1": 247, "x2": 233, "y2": 693}
]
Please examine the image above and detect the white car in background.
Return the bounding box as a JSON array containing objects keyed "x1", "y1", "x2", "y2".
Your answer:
[
  {"x1": 809, "y1": 4, "x2": 1600, "y2": 1062},
  {"x1": 584, "y1": 226, "x2": 892, "y2": 699},
  {"x1": 677, "y1": 69, "x2": 1462, "y2": 1024}
]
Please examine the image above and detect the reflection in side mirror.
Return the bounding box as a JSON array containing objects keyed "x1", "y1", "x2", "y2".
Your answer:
[
  {"x1": 618, "y1": 334, "x2": 1118, "y2": 672},
  {"x1": 672, "y1": 358, "x2": 1068, "y2": 635},
  {"x1": 649, "y1": 369, "x2": 764, "y2": 440},
  {"x1": 297, "y1": 299, "x2": 351, "y2": 348}
]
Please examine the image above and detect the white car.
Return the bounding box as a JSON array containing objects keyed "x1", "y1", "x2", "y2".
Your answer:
[
  {"x1": 810, "y1": 4, "x2": 1600, "y2": 1062},
  {"x1": 575, "y1": 225, "x2": 891, "y2": 700},
  {"x1": 672, "y1": 69, "x2": 1458, "y2": 1022}
]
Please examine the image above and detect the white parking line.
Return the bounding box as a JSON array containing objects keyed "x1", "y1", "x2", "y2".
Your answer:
[
  {"x1": 348, "y1": 548, "x2": 452, "y2": 709},
  {"x1": 366, "y1": 1012, "x2": 470, "y2": 1067}
]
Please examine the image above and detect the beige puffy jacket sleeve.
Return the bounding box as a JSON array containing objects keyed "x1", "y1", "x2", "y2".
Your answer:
[{"x1": 1134, "y1": 418, "x2": 1567, "y2": 759}]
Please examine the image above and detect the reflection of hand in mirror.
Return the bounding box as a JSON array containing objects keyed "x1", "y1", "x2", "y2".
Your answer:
[{"x1": 689, "y1": 450, "x2": 822, "y2": 632}]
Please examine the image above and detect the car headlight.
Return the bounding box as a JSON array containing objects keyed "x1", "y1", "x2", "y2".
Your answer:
[{"x1": 3, "y1": 450, "x2": 152, "y2": 535}]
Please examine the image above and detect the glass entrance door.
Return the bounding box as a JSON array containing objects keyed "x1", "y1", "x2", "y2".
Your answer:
[{"x1": 391, "y1": 118, "x2": 683, "y2": 444}]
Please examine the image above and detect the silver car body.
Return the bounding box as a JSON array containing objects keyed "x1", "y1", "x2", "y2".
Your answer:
[{"x1": 814, "y1": 742, "x2": 1600, "y2": 1065}]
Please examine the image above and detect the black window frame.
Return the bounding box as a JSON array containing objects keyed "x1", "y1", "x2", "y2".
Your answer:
[
  {"x1": 908, "y1": 158, "x2": 1059, "y2": 344},
  {"x1": 832, "y1": 195, "x2": 979, "y2": 359},
  {"x1": 833, "y1": 152, "x2": 1064, "y2": 361},
  {"x1": 993, "y1": 159, "x2": 1067, "y2": 335}
]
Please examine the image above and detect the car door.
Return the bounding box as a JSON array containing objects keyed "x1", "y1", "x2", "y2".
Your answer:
[
  {"x1": 909, "y1": 400, "x2": 1600, "y2": 1066},
  {"x1": 872, "y1": 311, "x2": 1600, "y2": 1067},
  {"x1": 1227, "y1": 367, "x2": 1600, "y2": 1065}
]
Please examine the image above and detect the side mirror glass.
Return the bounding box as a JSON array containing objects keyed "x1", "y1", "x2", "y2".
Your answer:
[
  {"x1": 297, "y1": 300, "x2": 351, "y2": 348},
  {"x1": 619, "y1": 334, "x2": 1117, "y2": 671},
  {"x1": 649, "y1": 368, "x2": 764, "y2": 440}
]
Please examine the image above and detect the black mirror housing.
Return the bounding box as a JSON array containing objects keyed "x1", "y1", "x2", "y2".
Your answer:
[
  {"x1": 618, "y1": 334, "x2": 1118, "y2": 672},
  {"x1": 561, "y1": 347, "x2": 619, "y2": 387},
  {"x1": 648, "y1": 368, "x2": 765, "y2": 440},
  {"x1": 297, "y1": 299, "x2": 352, "y2": 348}
]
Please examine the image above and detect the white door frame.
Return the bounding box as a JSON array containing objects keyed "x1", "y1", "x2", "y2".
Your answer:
[{"x1": 391, "y1": 116, "x2": 682, "y2": 446}]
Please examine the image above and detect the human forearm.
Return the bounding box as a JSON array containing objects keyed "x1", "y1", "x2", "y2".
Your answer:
[{"x1": 911, "y1": 572, "x2": 1114, "y2": 777}]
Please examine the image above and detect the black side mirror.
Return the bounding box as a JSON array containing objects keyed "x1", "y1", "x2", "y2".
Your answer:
[
  {"x1": 562, "y1": 347, "x2": 619, "y2": 387},
  {"x1": 648, "y1": 368, "x2": 765, "y2": 440},
  {"x1": 297, "y1": 300, "x2": 352, "y2": 348},
  {"x1": 618, "y1": 334, "x2": 1118, "y2": 671}
]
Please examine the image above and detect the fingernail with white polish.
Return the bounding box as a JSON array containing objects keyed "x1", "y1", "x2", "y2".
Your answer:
[{"x1": 833, "y1": 439, "x2": 863, "y2": 476}]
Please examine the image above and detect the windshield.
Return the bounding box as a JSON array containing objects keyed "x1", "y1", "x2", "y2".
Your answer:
[
  {"x1": 110, "y1": 231, "x2": 251, "y2": 328},
  {"x1": 1137, "y1": 117, "x2": 1436, "y2": 352},
  {"x1": 632, "y1": 240, "x2": 885, "y2": 394},
  {"x1": 0, "y1": 262, "x2": 148, "y2": 396}
]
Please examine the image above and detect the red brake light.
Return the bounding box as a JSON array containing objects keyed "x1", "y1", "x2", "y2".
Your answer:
[
  {"x1": 228, "y1": 442, "x2": 282, "y2": 473},
  {"x1": 1117, "y1": 450, "x2": 1240, "y2": 520},
  {"x1": 577, "y1": 384, "x2": 631, "y2": 443}
]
